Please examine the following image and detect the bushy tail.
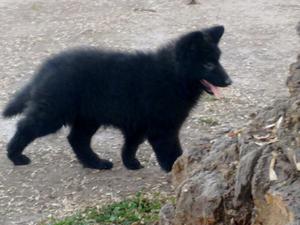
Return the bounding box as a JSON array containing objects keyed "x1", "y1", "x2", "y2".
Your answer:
[{"x1": 3, "y1": 84, "x2": 32, "y2": 118}]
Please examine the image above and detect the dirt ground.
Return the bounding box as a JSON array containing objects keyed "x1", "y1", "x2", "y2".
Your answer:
[{"x1": 0, "y1": 0, "x2": 299, "y2": 224}]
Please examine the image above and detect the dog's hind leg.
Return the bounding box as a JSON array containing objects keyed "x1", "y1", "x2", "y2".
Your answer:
[
  {"x1": 148, "y1": 131, "x2": 183, "y2": 172},
  {"x1": 67, "y1": 121, "x2": 113, "y2": 170},
  {"x1": 7, "y1": 108, "x2": 63, "y2": 165},
  {"x1": 121, "y1": 131, "x2": 145, "y2": 170}
]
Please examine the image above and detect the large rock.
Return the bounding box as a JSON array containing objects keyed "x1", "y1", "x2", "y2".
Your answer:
[
  {"x1": 159, "y1": 26, "x2": 300, "y2": 225},
  {"x1": 174, "y1": 171, "x2": 226, "y2": 225}
]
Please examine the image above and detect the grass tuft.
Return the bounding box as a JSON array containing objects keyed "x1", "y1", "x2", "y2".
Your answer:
[
  {"x1": 46, "y1": 193, "x2": 172, "y2": 225},
  {"x1": 198, "y1": 117, "x2": 219, "y2": 126},
  {"x1": 202, "y1": 94, "x2": 218, "y2": 102}
]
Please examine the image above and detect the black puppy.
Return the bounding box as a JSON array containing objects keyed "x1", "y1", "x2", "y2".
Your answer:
[{"x1": 3, "y1": 25, "x2": 232, "y2": 172}]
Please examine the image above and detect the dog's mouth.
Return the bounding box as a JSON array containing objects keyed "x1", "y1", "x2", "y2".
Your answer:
[{"x1": 200, "y1": 79, "x2": 221, "y2": 98}]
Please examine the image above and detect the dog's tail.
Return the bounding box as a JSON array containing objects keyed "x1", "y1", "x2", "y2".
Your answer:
[{"x1": 3, "y1": 84, "x2": 32, "y2": 118}]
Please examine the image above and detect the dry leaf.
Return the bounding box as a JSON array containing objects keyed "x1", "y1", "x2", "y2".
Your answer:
[
  {"x1": 293, "y1": 154, "x2": 300, "y2": 171},
  {"x1": 253, "y1": 134, "x2": 271, "y2": 141},
  {"x1": 254, "y1": 137, "x2": 278, "y2": 146},
  {"x1": 275, "y1": 116, "x2": 284, "y2": 129},
  {"x1": 263, "y1": 123, "x2": 276, "y2": 130},
  {"x1": 269, "y1": 152, "x2": 278, "y2": 181},
  {"x1": 227, "y1": 129, "x2": 243, "y2": 138}
]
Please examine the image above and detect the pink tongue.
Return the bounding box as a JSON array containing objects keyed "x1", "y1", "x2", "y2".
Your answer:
[{"x1": 200, "y1": 80, "x2": 222, "y2": 98}]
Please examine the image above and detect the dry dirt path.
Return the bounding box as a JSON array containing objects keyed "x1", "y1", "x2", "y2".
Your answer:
[{"x1": 0, "y1": 0, "x2": 299, "y2": 224}]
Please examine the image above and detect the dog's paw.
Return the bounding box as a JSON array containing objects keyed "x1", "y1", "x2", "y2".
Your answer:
[
  {"x1": 8, "y1": 154, "x2": 31, "y2": 166},
  {"x1": 83, "y1": 159, "x2": 113, "y2": 170},
  {"x1": 124, "y1": 159, "x2": 144, "y2": 170}
]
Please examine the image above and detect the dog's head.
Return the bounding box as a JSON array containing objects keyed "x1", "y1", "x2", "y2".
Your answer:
[{"x1": 175, "y1": 25, "x2": 232, "y2": 97}]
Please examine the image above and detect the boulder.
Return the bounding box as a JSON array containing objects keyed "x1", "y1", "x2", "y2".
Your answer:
[{"x1": 160, "y1": 25, "x2": 300, "y2": 225}]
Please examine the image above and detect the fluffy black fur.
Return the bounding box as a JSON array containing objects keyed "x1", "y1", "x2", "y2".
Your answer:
[{"x1": 3, "y1": 25, "x2": 232, "y2": 172}]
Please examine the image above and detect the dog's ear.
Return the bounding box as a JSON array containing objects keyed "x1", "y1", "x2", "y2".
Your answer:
[
  {"x1": 176, "y1": 31, "x2": 204, "y2": 57},
  {"x1": 206, "y1": 25, "x2": 225, "y2": 44},
  {"x1": 187, "y1": 32, "x2": 204, "y2": 51}
]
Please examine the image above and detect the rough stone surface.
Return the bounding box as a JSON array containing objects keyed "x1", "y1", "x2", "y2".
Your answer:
[
  {"x1": 234, "y1": 147, "x2": 262, "y2": 207},
  {"x1": 175, "y1": 171, "x2": 226, "y2": 225},
  {"x1": 159, "y1": 204, "x2": 175, "y2": 225},
  {"x1": 160, "y1": 26, "x2": 300, "y2": 225}
]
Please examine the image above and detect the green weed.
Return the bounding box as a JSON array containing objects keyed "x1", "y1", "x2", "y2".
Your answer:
[{"x1": 46, "y1": 193, "x2": 171, "y2": 225}]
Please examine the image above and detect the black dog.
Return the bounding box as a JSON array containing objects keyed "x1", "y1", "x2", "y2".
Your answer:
[{"x1": 3, "y1": 25, "x2": 231, "y2": 172}]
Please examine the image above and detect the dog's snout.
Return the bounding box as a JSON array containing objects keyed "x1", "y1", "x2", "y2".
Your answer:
[{"x1": 225, "y1": 78, "x2": 232, "y2": 85}]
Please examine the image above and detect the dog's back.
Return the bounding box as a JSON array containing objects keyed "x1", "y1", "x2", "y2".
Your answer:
[{"x1": 3, "y1": 26, "x2": 231, "y2": 171}]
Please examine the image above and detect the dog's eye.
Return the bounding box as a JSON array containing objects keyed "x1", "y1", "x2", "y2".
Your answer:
[{"x1": 204, "y1": 63, "x2": 215, "y2": 71}]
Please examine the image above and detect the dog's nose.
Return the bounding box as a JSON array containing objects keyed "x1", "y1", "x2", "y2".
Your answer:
[{"x1": 225, "y1": 78, "x2": 232, "y2": 85}]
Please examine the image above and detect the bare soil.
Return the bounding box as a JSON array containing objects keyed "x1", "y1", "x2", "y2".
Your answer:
[{"x1": 0, "y1": 0, "x2": 299, "y2": 224}]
